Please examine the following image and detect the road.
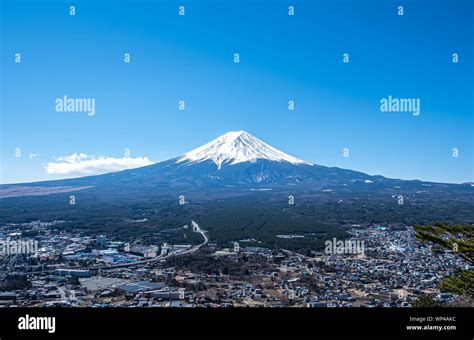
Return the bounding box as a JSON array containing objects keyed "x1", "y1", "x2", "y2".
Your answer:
[{"x1": 102, "y1": 220, "x2": 208, "y2": 270}]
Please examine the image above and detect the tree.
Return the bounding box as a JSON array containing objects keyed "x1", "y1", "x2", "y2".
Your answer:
[{"x1": 412, "y1": 295, "x2": 440, "y2": 308}]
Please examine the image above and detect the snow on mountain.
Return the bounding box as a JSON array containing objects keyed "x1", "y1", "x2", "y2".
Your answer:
[{"x1": 176, "y1": 130, "x2": 311, "y2": 169}]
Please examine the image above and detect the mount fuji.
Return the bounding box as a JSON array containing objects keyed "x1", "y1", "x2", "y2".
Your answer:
[
  {"x1": 1, "y1": 130, "x2": 473, "y2": 242},
  {"x1": 176, "y1": 130, "x2": 310, "y2": 169},
  {"x1": 7, "y1": 130, "x2": 387, "y2": 192},
  {"x1": 1, "y1": 130, "x2": 472, "y2": 196}
]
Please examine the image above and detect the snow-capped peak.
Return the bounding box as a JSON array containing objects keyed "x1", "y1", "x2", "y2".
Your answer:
[{"x1": 177, "y1": 130, "x2": 311, "y2": 169}]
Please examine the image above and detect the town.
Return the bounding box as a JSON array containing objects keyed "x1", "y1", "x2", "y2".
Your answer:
[{"x1": 0, "y1": 220, "x2": 471, "y2": 308}]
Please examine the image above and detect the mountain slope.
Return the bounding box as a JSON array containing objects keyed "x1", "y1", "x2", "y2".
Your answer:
[
  {"x1": 0, "y1": 130, "x2": 472, "y2": 197},
  {"x1": 1, "y1": 131, "x2": 473, "y2": 236}
]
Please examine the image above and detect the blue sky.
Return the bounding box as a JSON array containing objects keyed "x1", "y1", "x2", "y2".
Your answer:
[{"x1": 1, "y1": 0, "x2": 473, "y2": 184}]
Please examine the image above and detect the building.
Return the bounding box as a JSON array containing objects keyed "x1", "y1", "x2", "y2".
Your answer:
[
  {"x1": 130, "y1": 245, "x2": 159, "y2": 258},
  {"x1": 153, "y1": 290, "x2": 182, "y2": 301},
  {"x1": 117, "y1": 281, "x2": 165, "y2": 295},
  {"x1": 54, "y1": 268, "x2": 91, "y2": 278},
  {"x1": 96, "y1": 235, "x2": 107, "y2": 247},
  {"x1": 0, "y1": 292, "x2": 17, "y2": 301}
]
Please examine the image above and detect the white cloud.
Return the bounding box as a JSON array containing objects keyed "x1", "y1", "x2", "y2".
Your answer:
[
  {"x1": 45, "y1": 153, "x2": 153, "y2": 176},
  {"x1": 56, "y1": 153, "x2": 87, "y2": 163}
]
